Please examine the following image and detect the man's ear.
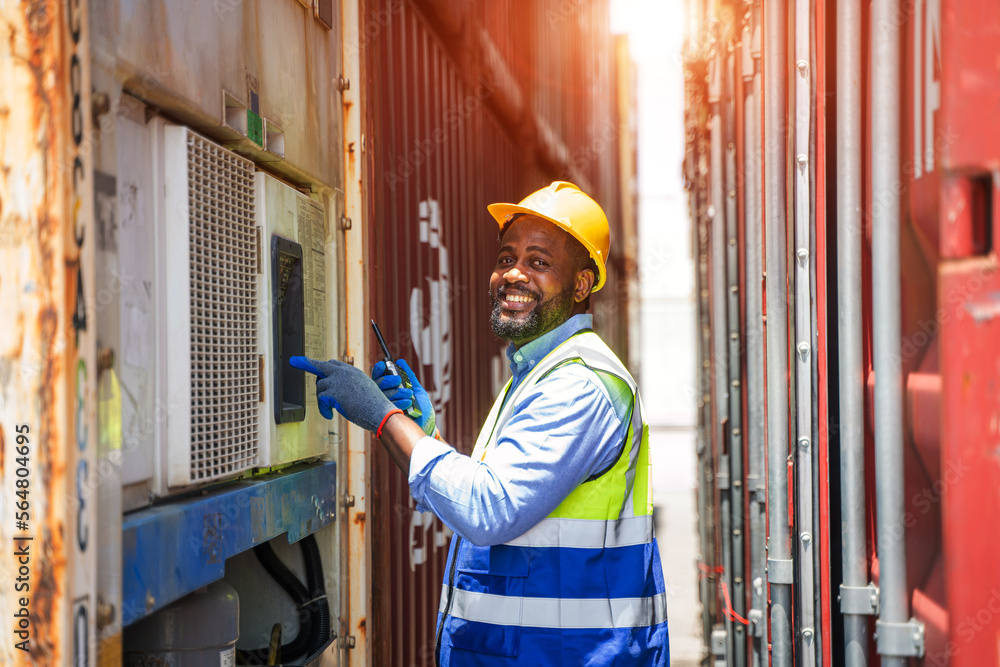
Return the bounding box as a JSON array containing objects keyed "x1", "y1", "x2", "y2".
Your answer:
[{"x1": 574, "y1": 268, "x2": 596, "y2": 303}]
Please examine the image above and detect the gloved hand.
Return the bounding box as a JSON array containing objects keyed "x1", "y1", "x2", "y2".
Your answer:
[
  {"x1": 371, "y1": 358, "x2": 437, "y2": 437},
  {"x1": 289, "y1": 356, "x2": 397, "y2": 432}
]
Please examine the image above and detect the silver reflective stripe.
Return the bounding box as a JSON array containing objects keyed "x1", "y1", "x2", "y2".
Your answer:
[
  {"x1": 505, "y1": 515, "x2": 653, "y2": 548},
  {"x1": 440, "y1": 586, "x2": 668, "y2": 629}
]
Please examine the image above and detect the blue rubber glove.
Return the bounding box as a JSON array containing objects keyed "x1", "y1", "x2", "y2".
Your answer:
[
  {"x1": 371, "y1": 358, "x2": 437, "y2": 437},
  {"x1": 289, "y1": 356, "x2": 397, "y2": 432}
]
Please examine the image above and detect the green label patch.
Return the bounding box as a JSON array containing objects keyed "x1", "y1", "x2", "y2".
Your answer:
[{"x1": 247, "y1": 110, "x2": 263, "y2": 146}]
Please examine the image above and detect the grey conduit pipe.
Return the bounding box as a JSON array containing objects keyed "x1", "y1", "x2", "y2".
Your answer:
[
  {"x1": 709, "y1": 45, "x2": 730, "y2": 660},
  {"x1": 871, "y1": 0, "x2": 925, "y2": 663},
  {"x1": 697, "y1": 207, "x2": 715, "y2": 647},
  {"x1": 710, "y1": 50, "x2": 730, "y2": 474},
  {"x1": 837, "y1": 0, "x2": 872, "y2": 663},
  {"x1": 763, "y1": 0, "x2": 793, "y2": 664},
  {"x1": 792, "y1": 0, "x2": 816, "y2": 663},
  {"x1": 743, "y1": 6, "x2": 769, "y2": 666},
  {"x1": 724, "y1": 47, "x2": 747, "y2": 667},
  {"x1": 709, "y1": 45, "x2": 734, "y2": 664}
]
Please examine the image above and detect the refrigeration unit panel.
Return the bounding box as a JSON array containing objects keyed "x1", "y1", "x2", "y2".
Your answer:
[{"x1": 162, "y1": 126, "x2": 261, "y2": 488}]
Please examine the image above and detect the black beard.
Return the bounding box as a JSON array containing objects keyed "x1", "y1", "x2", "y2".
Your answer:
[{"x1": 490, "y1": 286, "x2": 575, "y2": 344}]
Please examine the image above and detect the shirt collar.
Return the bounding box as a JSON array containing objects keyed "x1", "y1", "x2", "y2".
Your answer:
[{"x1": 506, "y1": 313, "x2": 593, "y2": 382}]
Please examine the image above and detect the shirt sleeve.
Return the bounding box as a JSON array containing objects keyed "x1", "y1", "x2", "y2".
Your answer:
[{"x1": 407, "y1": 365, "x2": 627, "y2": 546}]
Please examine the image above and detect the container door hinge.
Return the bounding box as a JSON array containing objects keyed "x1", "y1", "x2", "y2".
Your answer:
[
  {"x1": 340, "y1": 215, "x2": 352, "y2": 230},
  {"x1": 710, "y1": 625, "x2": 728, "y2": 666},
  {"x1": 337, "y1": 75, "x2": 351, "y2": 92},
  {"x1": 341, "y1": 494, "x2": 356, "y2": 509},
  {"x1": 839, "y1": 583, "x2": 879, "y2": 616},
  {"x1": 338, "y1": 635, "x2": 357, "y2": 649},
  {"x1": 875, "y1": 618, "x2": 925, "y2": 658}
]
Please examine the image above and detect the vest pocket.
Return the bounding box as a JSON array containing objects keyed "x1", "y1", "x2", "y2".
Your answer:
[
  {"x1": 447, "y1": 543, "x2": 529, "y2": 657},
  {"x1": 445, "y1": 617, "x2": 522, "y2": 658},
  {"x1": 455, "y1": 542, "x2": 530, "y2": 577}
]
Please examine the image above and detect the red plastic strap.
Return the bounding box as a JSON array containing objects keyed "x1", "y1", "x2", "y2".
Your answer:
[
  {"x1": 376, "y1": 409, "x2": 404, "y2": 439},
  {"x1": 720, "y1": 580, "x2": 751, "y2": 626},
  {"x1": 697, "y1": 562, "x2": 725, "y2": 580}
]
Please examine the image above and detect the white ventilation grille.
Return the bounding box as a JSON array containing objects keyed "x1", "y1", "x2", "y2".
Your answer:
[{"x1": 185, "y1": 132, "x2": 259, "y2": 482}]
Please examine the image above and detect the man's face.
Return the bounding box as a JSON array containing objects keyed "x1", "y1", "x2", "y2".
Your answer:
[{"x1": 489, "y1": 217, "x2": 590, "y2": 346}]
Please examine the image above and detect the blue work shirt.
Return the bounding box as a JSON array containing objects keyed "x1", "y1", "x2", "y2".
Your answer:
[{"x1": 407, "y1": 314, "x2": 629, "y2": 546}]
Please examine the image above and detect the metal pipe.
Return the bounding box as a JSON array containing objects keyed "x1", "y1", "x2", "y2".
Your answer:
[
  {"x1": 763, "y1": 0, "x2": 793, "y2": 663},
  {"x1": 697, "y1": 214, "x2": 715, "y2": 648},
  {"x1": 710, "y1": 50, "x2": 730, "y2": 479},
  {"x1": 724, "y1": 43, "x2": 747, "y2": 667},
  {"x1": 837, "y1": 0, "x2": 870, "y2": 662},
  {"x1": 693, "y1": 102, "x2": 715, "y2": 647},
  {"x1": 710, "y1": 44, "x2": 733, "y2": 665},
  {"x1": 871, "y1": 0, "x2": 913, "y2": 665},
  {"x1": 744, "y1": 5, "x2": 769, "y2": 665},
  {"x1": 792, "y1": 0, "x2": 816, "y2": 664}
]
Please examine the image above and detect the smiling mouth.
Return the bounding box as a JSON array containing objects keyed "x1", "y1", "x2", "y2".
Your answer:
[{"x1": 496, "y1": 289, "x2": 538, "y2": 311}]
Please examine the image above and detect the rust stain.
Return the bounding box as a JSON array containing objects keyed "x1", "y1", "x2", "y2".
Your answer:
[
  {"x1": 35, "y1": 304, "x2": 66, "y2": 664},
  {"x1": 353, "y1": 511, "x2": 366, "y2": 525},
  {"x1": 26, "y1": 0, "x2": 71, "y2": 657},
  {"x1": 357, "y1": 616, "x2": 366, "y2": 636},
  {"x1": 24, "y1": 1, "x2": 51, "y2": 41}
]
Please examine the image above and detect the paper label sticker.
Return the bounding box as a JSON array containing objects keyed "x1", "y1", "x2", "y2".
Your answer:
[{"x1": 298, "y1": 196, "x2": 327, "y2": 361}]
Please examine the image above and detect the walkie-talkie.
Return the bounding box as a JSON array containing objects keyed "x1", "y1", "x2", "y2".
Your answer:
[{"x1": 371, "y1": 320, "x2": 423, "y2": 420}]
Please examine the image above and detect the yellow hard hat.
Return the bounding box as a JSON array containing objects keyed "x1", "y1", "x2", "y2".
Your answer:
[{"x1": 487, "y1": 181, "x2": 610, "y2": 292}]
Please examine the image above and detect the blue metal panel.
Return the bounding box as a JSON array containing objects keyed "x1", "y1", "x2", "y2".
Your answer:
[{"x1": 122, "y1": 461, "x2": 336, "y2": 626}]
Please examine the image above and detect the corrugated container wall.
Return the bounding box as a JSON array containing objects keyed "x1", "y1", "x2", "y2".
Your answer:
[{"x1": 363, "y1": 1, "x2": 635, "y2": 664}]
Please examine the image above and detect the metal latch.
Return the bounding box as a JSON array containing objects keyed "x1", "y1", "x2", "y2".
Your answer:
[
  {"x1": 710, "y1": 624, "x2": 728, "y2": 666},
  {"x1": 839, "y1": 583, "x2": 879, "y2": 616},
  {"x1": 747, "y1": 608, "x2": 765, "y2": 638},
  {"x1": 875, "y1": 618, "x2": 925, "y2": 658},
  {"x1": 710, "y1": 625, "x2": 727, "y2": 656}
]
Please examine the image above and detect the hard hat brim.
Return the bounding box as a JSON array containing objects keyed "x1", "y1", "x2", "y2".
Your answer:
[{"x1": 487, "y1": 203, "x2": 607, "y2": 292}]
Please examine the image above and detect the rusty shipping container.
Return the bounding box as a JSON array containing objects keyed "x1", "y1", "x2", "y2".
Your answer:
[
  {"x1": 363, "y1": 0, "x2": 637, "y2": 663},
  {"x1": 4, "y1": 0, "x2": 356, "y2": 664}
]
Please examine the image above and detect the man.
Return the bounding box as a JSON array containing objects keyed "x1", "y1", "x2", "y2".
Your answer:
[{"x1": 291, "y1": 181, "x2": 669, "y2": 665}]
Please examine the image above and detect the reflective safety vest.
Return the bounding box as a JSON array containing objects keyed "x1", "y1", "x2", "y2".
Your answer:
[{"x1": 435, "y1": 331, "x2": 669, "y2": 666}]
